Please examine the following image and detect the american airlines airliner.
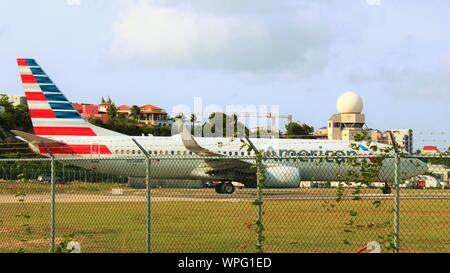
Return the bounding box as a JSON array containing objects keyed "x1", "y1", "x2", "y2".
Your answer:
[{"x1": 12, "y1": 58, "x2": 427, "y2": 194}]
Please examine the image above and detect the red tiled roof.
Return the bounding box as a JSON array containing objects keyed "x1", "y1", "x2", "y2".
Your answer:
[
  {"x1": 140, "y1": 104, "x2": 166, "y2": 114},
  {"x1": 140, "y1": 104, "x2": 162, "y2": 110},
  {"x1": 423, "y1": 146, "x2": 438, "y2": 151},
  {"x1": 117, "y1": 105, "x2": 130, "y2": 110}
]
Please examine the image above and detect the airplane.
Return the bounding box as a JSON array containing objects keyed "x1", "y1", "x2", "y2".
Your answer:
[{"x1": 11, "y1": 58, "x2": 428, "y2": 194}]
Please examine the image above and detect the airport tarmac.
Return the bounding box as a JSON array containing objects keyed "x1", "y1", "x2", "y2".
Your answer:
[{"x1": 0, "y1": 188, "x2": 448, "y2": 203}]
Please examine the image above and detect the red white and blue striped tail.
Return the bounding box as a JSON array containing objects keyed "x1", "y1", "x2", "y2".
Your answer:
[{"x1": 17, "y1": 58, "x2": 122, "y2": 137}]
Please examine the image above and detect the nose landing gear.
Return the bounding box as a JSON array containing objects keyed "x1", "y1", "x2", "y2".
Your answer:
[{"x1": 214, "y1": 182, "x2": 235, "y2": 194}]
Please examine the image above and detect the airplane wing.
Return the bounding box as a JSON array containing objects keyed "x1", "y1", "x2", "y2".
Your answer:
[
  {"x1": 10, "y1": 130, "x2": 66, "y2": 146},
  {"x1": 174, "y1": 120, "x2": 256, "y2": 183}
]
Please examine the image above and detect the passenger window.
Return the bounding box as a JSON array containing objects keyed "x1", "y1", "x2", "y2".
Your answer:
[
  {"x1": 171, "y1": 151, "x2": 175, "y2": 155},
  {"x1": 137, "y1": 150, "x2": 141, "y2": 154},
  {"x1": 148, "y1": 151, "x2": 152, "y2": 155},
  {"x1": 229, "y1": 152, "x2": 233, "y2": 156},
  {"x1": 126, "y1": 150, "x2": 129, "y2": 154},
  {"x1": 132, "y1": 150, "x2": 135, "y2": 154}
]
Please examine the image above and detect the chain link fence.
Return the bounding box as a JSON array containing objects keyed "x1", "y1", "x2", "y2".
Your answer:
[{"x1": 0, "y1": 154, "x2": 448, "y2": 253}]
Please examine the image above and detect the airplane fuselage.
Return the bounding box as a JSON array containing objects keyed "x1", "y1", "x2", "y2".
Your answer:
[{"x1": 34, "y1": 135, "x2": 426, "y2": 188}]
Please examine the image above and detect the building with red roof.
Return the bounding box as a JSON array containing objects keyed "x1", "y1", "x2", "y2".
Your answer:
[
  {"x1": 72, "y1": 103, "x2": 109, "y2": 123},
  {"x1": 139, "y1": 104, "x2": 169, "y2": 126},
  {"x1": 422, "y1": 146, "x2": 439, "y2": 155},
  {"x1": 117, "y1": 105, "x2": 131, "y2": 116},
  {"x1": 72, "y1": 100, "x2": 171, "y2": 127},
  {"x1": 98, "y1": 103, "x2": 113, "y2": 113}
]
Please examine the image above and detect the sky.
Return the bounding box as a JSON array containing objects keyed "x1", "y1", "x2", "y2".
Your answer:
[{"x1": 0, "y1": 0, "x2": 449, "y2": 148}]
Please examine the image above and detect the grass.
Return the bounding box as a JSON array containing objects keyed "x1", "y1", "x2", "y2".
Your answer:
[
  {"x1": 0, "y1": 180, "x2": 448, "y2": 253},
  {"x1": 0, "y1": 180, "x2": 128, "y2": 195}
]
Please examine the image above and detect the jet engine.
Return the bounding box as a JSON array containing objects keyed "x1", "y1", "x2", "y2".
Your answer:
[{"x1": 264, "y1": 166, "x2": 301, "y2": 188}]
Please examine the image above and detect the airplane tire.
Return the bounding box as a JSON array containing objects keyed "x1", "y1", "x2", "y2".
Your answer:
[
  {"x1": 382, "y1": 186, "x2": 392, "y2": 195},
  {"x1": 215, "y1": 183, "x2": 223, "y2": 194},
  {"x1": 221, "y1": 183, "x2": 235, "y2": 194}
]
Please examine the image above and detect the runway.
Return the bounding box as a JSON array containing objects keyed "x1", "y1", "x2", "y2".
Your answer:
[{"x1": 0, "y1": 188, "x2": 448, "y2": 203}]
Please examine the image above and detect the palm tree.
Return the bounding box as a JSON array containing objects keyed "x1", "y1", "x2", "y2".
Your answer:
[
  {"x1": 107, "y1": 104, "x2": 118, "y2": 120},
  {"x1": 190, "y1": 114, "x2": 196, "y2": 135},
  {"x1": 130, "y1": 105, "x2": 141, "y2": 121}
]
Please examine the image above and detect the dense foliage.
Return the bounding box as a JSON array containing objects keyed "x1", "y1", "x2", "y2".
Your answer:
[
  {"x1": 284, "y1": 121, "x2": 314, "y2": 139},
  {"x1": 87, "y1": 116, "x2": 172, "y2": 136},
  {"x1": 0, "y1": 95, "x2": 32, "y2": 139}
]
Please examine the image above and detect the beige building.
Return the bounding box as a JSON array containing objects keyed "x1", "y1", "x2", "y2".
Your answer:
[
  {"x1": 0, "y1": 93, "x2": 26, "y2": 106},
  {"x1": 386, "y1": 129, "x2": 413, "y2": 153},
  {"x1": 314, "y1": 127, "x2": 328, "y2": 139},
  {"x1": 327, "y1": 92, "x2": 367, "y2": 141}
]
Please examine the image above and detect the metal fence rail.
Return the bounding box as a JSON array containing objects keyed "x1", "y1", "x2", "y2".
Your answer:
[{"x1": 0, "y1": 155, "x2": 448, "y2": 253}]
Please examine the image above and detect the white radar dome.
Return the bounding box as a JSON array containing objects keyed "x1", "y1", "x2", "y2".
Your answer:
[{"x1": 336, "y1": 91, "x2": 364, "y2": 114}]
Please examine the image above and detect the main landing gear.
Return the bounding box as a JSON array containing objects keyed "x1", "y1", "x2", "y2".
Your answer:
[
  {"x1": 381, "y1": 184, "x2": 392, "y2": 194},
  {"x1": 214, "y1": 182, "x2": 235, "y2": 194}
]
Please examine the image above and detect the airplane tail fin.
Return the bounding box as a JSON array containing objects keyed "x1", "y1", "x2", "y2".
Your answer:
[{"x1": 17, "y1": 58, "x2": 123, "y2": 137}]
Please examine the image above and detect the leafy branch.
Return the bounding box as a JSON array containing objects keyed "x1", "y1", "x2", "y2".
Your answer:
[
  {"x1": 332, "y1": 131, "x2": 401, "y2": 252},
  {"x1": 240, "y1": 138, "x2": 266, "y2": 253}
]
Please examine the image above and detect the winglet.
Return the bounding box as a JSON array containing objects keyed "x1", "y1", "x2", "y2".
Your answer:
[{"x1": 173, "y1": 119, "x2": 221, "y2": 157}]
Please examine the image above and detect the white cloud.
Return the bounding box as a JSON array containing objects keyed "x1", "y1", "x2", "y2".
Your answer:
[
  {"x1": 332, "y1": 1, "x2": 450, "y2": 100},
  {"x1": 110, "y1": 0, "x2": 332, "y2": 75}
]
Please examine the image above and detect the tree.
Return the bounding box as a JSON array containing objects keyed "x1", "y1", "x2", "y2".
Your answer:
[
  {"x1": 130, "y1": 105, "x2": 141, "y2": 121},
  {"x1": 101, "y1": 97, "x2": 105, "y2": 104},
  {"x1": 0, "y1": 96, "x2": 32, "y2": 134},
  {"x1": 285, "y1": 122, "x2": 314, "y2": 139},
  {"x1": 88, "y1": 116, "x2": 173, "y2": 137},
  {"x1": 107, "y1": 104, "x2": 118, "y2": 120},
  {"x1": 203, "y1": 112, "x2": 249, "y2": 138},
  {"x1": 107, "y1": 96, "x2": 112, "y2": 104},
  {"x1": 190, "y1": 114, "x2": 196, "y2": 135},
  {"x1": 0, "y1": 95, "x2": 14, "y2": 113},
  {"x1": 13, "y1": 104, "x2": 32, "y2": 132},
  {"x1": 87, "y1": 117, "x2": 103, "y2": 127}
]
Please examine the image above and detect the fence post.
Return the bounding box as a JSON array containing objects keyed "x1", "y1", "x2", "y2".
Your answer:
[
  {"x1": 132, "y1": 138, "x2": 151, "y2": 253},
  {"x1": 244, "y1": 136, "x2": 265, "y2": 253},
  {"x1": 256, "y1": 161, "x2": 263, "y2": 253},
  {"x1": 50, "y1": 157, "x2": 56, "y2": 253},
  {"x1": 393, "y1": 154, "x2": 401, "y2": 253},
  {"x1": 41, "y1": 142, "x2": 56, "y2": 253}
]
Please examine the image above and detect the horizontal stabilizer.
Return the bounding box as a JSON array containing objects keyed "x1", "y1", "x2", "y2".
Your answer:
[{"x1": 10, "y1": 130, "x2": 66, "y2": 146}]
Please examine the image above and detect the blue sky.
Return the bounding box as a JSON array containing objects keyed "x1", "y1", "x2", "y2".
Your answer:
[{"x1": 0, "y1": 0, "x2": 449, "y2": 148}]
